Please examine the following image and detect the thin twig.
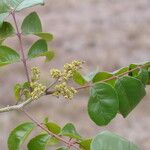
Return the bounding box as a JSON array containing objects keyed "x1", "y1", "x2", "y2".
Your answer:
[
  {"x1": 11, "y1": 11, "x2": 30, "y2": 83},
  {"x1": 21, "y1": 109, "x2": 80, "y2": 150}
]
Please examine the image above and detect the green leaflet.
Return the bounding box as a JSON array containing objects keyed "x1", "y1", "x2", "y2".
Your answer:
[
  {"x1": 8, "y1": 122, "x2": 35, "y2": 150},
  {"x1": 21, "y1": 12, "x2": 42, "y2": 34},
  {"x1": 115, "y1": 76, "x2": 146, "y2": 117},
  {"x1": 92, "y1": 72, "x2": 116, "y2": 86},
  {"x1": 88, "y1": 83, "x2": 119, "y2": 126},
  {"x1": 59, "y1": 123, "x2": 81, "y2": 140},
  {"x1": 45, "y1": 122, "x2": 61, "y2": 135},
  {"x1": 27, "y1": 133, "x2": 50, "y2": 150},
  {"x1": 0, "y1": 0, "x2": 44, "y2": 14},
  {"x1": 28, "y1": 39, "x2": 54, "y2": 61},
  {"x1": 0, "y1": 45, "x2": 20, "y2": 66},
  {"x1": 0, "y1": 22, "x2": 15, "y2": 44},
  {"x1": 91, "y1": 131, "x2": 139, "y2": 150}
]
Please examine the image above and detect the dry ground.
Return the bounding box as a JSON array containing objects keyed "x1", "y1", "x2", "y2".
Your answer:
[{"x1": 0, "y1": 0, "x2": 150, "y2": 149}]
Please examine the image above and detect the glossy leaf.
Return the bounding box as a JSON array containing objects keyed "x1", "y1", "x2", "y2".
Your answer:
[
  {"x1": 73, "y1": 71, "x2": 87, "y2": 85},
  {"x1": 8, "y1": 122, "x2": 34, "y2": 150},
  {"x1": 92, "y1": 72, "x2": 116, "y2": 86},
  {"x1": 28, "y1": 39, "x2": 54, "y2": 61},
  {"x1": 91, "y1": 131, "x2": 139, "y2": 150},
  {"x1": 56, "y1": 147, "x2": 69, "y2": 150},
  {"x1": 35, "y1": 32, "x2": 53, "y2": 41},
  {"x1": 79, "y1": 139, "x2": 92, "y2": 150},
  {"x1": 21, "y1": 12, "x2": 42, "y2": 34},
  {"x1": 115, "y1": 76, "x2": 146, "y2": 117},
  {"x1": 59, "y1": 123, "x2": 81, "y2": 140},
  {"x1": 0, "y1": 0, "x2": 44, "y2": 14},
  {"x1": 28, "y1": 133, "x2": 50, "y2": 150},
  {"x1": 45, "y1": 122, "x2": 61, "y2": 135},
  {"x1": 0, "y1": 22, "x2": 15, "y2": 44},
  {"x1": 0, "y1": 45, "x2": 20, "y2": 66},
  {"x1": 88, "y1": 83, "x2": 119, "y2": 126}
]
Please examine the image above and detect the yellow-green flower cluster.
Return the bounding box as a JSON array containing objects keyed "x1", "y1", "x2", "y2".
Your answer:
[
  {"x1": 50, "y1": 69, "x2": 61, "y2": 78},
  {"x1": 49, "y1": 60, "x2": 83, "y2": 100},
  {"x1": 30, "y1": 82, "x2": 46, "y2": 100},
  {"x1": 31, "y1": 67, "x2": 40, "y2": 82},
  {"x1": 53, "y1": 82, "x2": 77, "y2": 100},
  {"x1": 50, "y1": 60, "x2": 83, "y2": 81},
  {"x1": 30, "y1": 67, "x2": 46, "y2": 100}
]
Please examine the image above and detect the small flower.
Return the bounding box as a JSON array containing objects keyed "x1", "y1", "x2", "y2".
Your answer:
[
  {"x1": 31, "y1": 67, "x2": 40, "y2": 82},
  {"x1": 50, "y1": 69, "x2": 62, "y2": 79},
  {"x1": 30, "y1": 82, "x2": 46, "y2": 100},
  {"x1": 52, "y1": 82, "x2": 77, "y2": 100}
]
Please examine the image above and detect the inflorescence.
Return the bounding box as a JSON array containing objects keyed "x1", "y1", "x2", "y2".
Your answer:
[
  {"x1": 29, "y1": 60, "x2": 83, "y2": 100},
  {"x1": 30, "y1": 67, "x2": 46, "y2": 100},
  {"x1": 50, "y1": 60, "x2": 83, "y2": 100}
]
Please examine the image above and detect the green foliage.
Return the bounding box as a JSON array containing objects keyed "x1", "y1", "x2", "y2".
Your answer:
[
  {"x1": 0, "y1": 12, "x2": 9, "y2": 27},
  {"x1": 88, "y1": 83, "x2": 119, "y2": 126},
  {"x1": 115, "y1": 76, "x2": 146, "y2": 117},
  {"x1": 27, "y1": 134, "x2": 50, "y2": 150},
  {"x1": 59, "y1": 123, "x2": 81, "y2": 140},
  {"x1": 0, "y1": 45, "x2": 20, "y2": 66},
  {"x1": 79, "y1": 139, "x2": 92, "y2": 150},
  {"x1": 35, "y1": 32, "x2": 53, "y2": 41},
  {"x1": 73, "y1": 71, "x2": 87, "y2": 85},
  {"x1": 13, "y1": 83, "x2": 22, "y2": 101},
  {"x1": 28, "y1": 39, "x2": 54, "y2": 61},
  {"x1": 0, "y1": 22, "x2": 15, "y2": 44},
  {"x1": 91, "y1": 131, "x2": 139, "y2": 150},
  {"x1": 113, "y1": 66, "x2": 129, "y2": 76},
  {"x1": 0, "y1": 0, "x2": 44, "y2": 14},
  {"x1": 45, "y1": 122, "x2": 61, "y2": 134},
  {"x1": 8, "y1": 122, "x2": 34, "y2": 150},
  {"x1": 92, "y1": 72, "x2": 116, "y2": 86},
  {"x1": 136, "y1": 69, "x2": 149, "y2": 85},
  {"x1": 0, "y1": 1, "x2": 149, "y2": 150},
  {"x1": 21, "y1": 12, "x2": 42, "y2": 34}
]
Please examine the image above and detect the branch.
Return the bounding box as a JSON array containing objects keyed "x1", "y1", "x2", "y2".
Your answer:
[
  {"x1": 75, "y1": 63, "x2": 150, "y2": 91},
  {"x1": 0, "y1": 63, "x2": 149, "y2": 113},
  {"x1": 21, "y1": 109, "x2": 80, "y2": 150},
  {"x1": 11, "y1": 11, "x2": 30, "y2": 83},
  {"x1": 0, "y1": 98, "x2": 32, "y2": 113}
]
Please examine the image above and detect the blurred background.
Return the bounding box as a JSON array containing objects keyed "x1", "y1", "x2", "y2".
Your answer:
[{"x1": 0, "y1": 0, "x2": 150, "y2": 149}]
